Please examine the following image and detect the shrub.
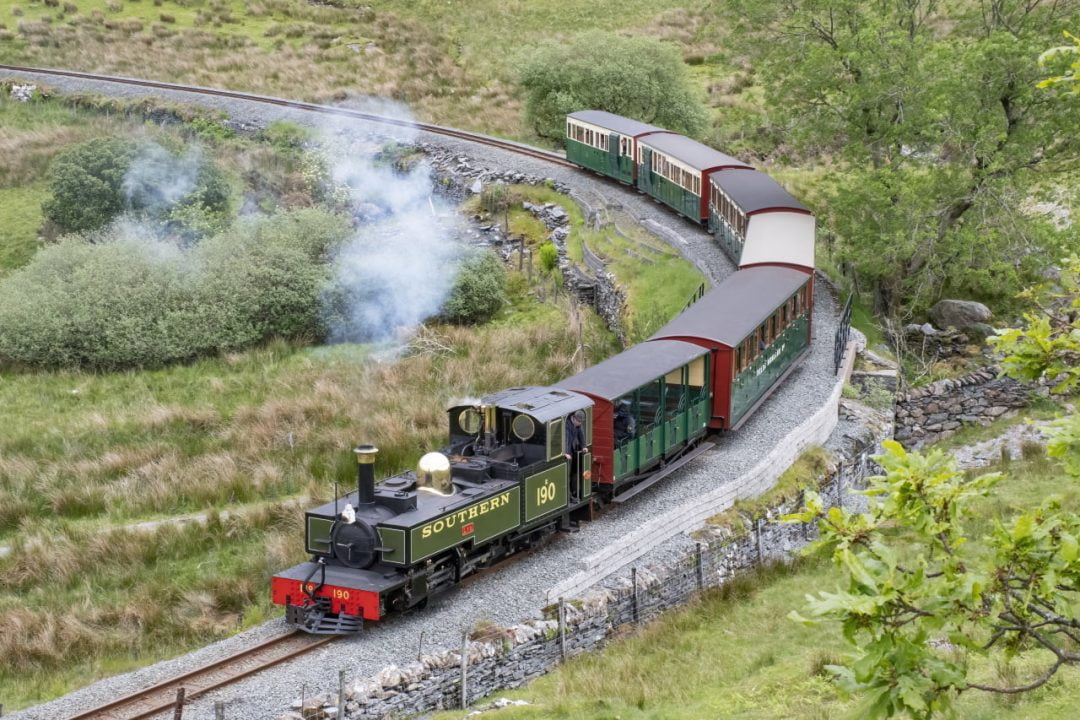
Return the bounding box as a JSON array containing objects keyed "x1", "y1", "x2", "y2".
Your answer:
[
  {"x1": 537, "y1": 241, "x2": 558, "y2": 272},
  {"x1": 440, "y1": 251, "x2": 507, "y2": 325},
  {"x1": 159, "y1": 12, "x2": 175, "y2": 22},
  {"x1": 42, "y1": 137, "x2": 135, "y2": 234},
  {"x1": 520, "y1": 31, "x2": 709, "y2": 141},
  {"x1": 0, "y1": 209, "x2": 351, "y2": 369}
]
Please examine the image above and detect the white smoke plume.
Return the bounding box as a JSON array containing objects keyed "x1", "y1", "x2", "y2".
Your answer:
[
  {"x1": 122, "y1": 141, "x2": 202, "y2": 215},
  {"x1": 318, "y1": 104, "x2": 466, "y2": 343}
]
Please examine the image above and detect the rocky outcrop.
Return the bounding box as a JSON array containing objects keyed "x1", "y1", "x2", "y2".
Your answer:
[
  {"x1": 929, "y1": 299, "x2": 992, "y2": 330},
  {"x1": 894, "y1": 367, "x2": 1033, "y2": 447}
]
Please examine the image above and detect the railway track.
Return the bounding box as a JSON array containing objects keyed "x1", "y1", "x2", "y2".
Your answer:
[
  {"x1": 67, "y1": 631, "x2": 335, "y2": 720},
  {"x1": 0, "y1": 65, "x2": 577, "y2": 170}
]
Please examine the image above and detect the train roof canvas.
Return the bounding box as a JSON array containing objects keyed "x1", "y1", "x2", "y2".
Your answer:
[
  {"x1": 555, "y1": 340, "x2": 708, "y2": 401},
  {"x1": 650, "y1": 267, "x2": 809, "y2": 346},
  {"x1": 639, "y1": 134, "x2": 752, "y2": 172},
  {"x1": 566, "y1": 110, "x2": 669, "y2": 137},
  {"x1": 708, "y1": 169, "x2": 810, "y2": 215}
]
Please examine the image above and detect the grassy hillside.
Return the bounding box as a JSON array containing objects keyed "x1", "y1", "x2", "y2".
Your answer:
[
  {"x1": 0, "y1": 0, "x2": 719, "y2": 139},
  {"x1": 432, "y1": 455, "x2": 1080, "y2": 720}
]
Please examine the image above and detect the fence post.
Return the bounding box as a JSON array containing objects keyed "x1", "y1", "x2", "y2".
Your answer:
[
  {"x1": 338, "y1": 669, "x2": 346, "y2": 719},
  {"x1": 173, "y1": 688, "x2": 185, "y2": 720},
  {"x1": 214, "y1": 701, "x2": 224, "y2": 720},
  {"x1": 417, "y1": 630, "x2": 425, "y2": 661},
  {"x1": 755, "y1": 519, "x2": 763, "y2": 565},
  {"x1": 695, "y1": 542, "x2": 704, "y2": 591},
  {"x1": 558, "y1": 597, "x2": 566, "y2": 661},
  {"x1": 631, "y1": 567, "x2": 639, "y2": 625},
  {"x1": 460, "y1": 631, "x2": 469, "y2": 710}
]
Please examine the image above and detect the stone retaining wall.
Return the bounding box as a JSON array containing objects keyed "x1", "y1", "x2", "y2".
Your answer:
[
  {"x1": 277, "y1": 445, "x2": 876, "y2": 720},
  {"x1": 894, "y1": 367, "x2": 1032, "y2": 447}
]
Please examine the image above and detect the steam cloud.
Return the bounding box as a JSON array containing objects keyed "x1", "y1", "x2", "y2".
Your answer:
[
  {"x1": 318, "y1": 103, "x2": 466, "y2": 343},
  {"x1": 122, "y1": 141, "x2": 202, "y2": 215}
]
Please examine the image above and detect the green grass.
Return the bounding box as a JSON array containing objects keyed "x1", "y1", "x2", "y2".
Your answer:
[
  {"x1": 433, "y1": 457, "x2": 1080, "y2": 720},
  {"x1": 0, "y1": 182, "x2": 46, "y2": 273},
  {"x1": 495, "y1": 185, "x2": 706, "y2": 343}
]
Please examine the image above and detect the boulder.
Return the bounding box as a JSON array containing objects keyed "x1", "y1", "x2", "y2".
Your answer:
[{"x1": 929, "y1": 299, "x2": 991, "y2": 330}]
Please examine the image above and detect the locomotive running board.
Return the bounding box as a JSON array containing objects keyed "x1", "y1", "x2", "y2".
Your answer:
[{"x1": 612, "y1": 441, "x2": 715, "y2": 504}]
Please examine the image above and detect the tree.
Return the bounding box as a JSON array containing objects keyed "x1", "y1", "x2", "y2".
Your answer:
[
  {"x1": 519, "y1": 31, "x2": 709, "y2": 141},
  {"x1": 440, "y1": 251, "x2": 507, "y2": 325},
  {"x1": 1038, "y1": 30, "x2": 1080, "y2": 93},
  {"x1": 788, "y1": 256, "x2": 1080, "y2": 718},
  {"x1": 43, "y1": 137, "x2": 135, "y2": 233},
  {"x1": 716, "y1": 0, "x2": 1079, "y2": 317}
]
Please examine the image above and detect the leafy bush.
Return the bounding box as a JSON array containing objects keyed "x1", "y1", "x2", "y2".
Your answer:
[
  {"x1": 441, "y1": 251, "x2": 507, "y2": 325},
  {"x1": 42, "y1": 137, "x2": 233, "y2": 235},
  {"x1": 520, "y1": 31, "x2": 709, "y2": 141},
  {"x1": 42, "y1": 137, "x2": 134, "y2": 233},
  {"x1": 0, "y1": 209, "x2": 351, "y2": 369}
]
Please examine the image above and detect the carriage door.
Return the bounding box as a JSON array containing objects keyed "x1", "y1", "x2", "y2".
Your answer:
[
  {"x1": 608, "y1": 132, "x2": 620, "y2": 178},
  {"x1": 638, "y1": 147, "x2": 653, "y2": 193}
]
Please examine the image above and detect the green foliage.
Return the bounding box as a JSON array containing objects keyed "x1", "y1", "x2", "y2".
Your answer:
[
  {"x1": 790, "y1": 257, "x2": 1080, "y2": 717},
  {"x1": 42, "y1": 137, "x2": 134, "y2": 233},
  {"x1": 0, "y1": 209, "x2": 351, "y2": 369},
  {"x1": 441, "y1": 251, "x2": 507, "y2": 325},
  {"x1": 42, "y1": 137, "x2": 234, "y2": 235},
  {"x1": 1038, "y1": 30, "x2": 1080, "y2": 93},
  {"x1": 718, "y1": 0, "x2": 1079, "y2": 317},
  {"x1": 538, "y1": 241, "x2": 558, "y2": 272},
  {"x1": 519, "y1": 30, "x2": 709, "y2": 141}
]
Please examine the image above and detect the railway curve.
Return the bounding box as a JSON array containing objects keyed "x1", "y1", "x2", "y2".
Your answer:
[{"x1": 0, "y1": 66, "x2": 843, "y2": 720}]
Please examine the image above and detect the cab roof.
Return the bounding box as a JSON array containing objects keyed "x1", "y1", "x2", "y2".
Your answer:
[
  {"x1": 650, "y1": 267, "x2": 809, "y2": 347},
  {"x1": 453, "y1": 386, "x2": 591, "y2": 423}
]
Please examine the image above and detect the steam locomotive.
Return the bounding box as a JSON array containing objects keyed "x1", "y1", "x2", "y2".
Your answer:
[{"x1": 270, "y1": 112, "x2": 816, "y2": 633}]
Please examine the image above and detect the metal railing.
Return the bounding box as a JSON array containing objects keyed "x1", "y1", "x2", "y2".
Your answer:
[{"x1": 834, "y1": 292, "x2": 854, "y2": 375}]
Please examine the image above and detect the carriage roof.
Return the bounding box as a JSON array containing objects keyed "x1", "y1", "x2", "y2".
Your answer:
[
  {"x1": 708, "y1": 169, "x2": 809, "y2": 214},
  {"x1": 638, "y1": 134, "x2": 751, "y2": 172},
  {"x1": 650, "y1": 267, "x2": 809, "y2": 347},
  {"x1": 566, "y1": 111, "x2": 668, "y2": 138},
  {"x1": 555, "y1": 341, "x2": 708, "y2": 401}
]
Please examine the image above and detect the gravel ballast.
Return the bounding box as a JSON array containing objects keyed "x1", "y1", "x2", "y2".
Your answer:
[{"x1": 2, "y1": 71, "x2": 840, "y2": 720}]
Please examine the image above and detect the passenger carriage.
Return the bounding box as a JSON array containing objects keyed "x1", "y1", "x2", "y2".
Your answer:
[
  {"x1": 650, "y1": 266, "x2": 813, "y2": 431},
  {"x1": 556, "y1": 340, "x2": 712, "y2": 501},
  {"x1": 565, "y1": 110, "x2": 672, "y2": 185},
  {"x1": 707, "y1": 169, "x2": 815, "y2": 271},
  {"x1": 635, "y1": 134, "x2": 751, "y2": 222}
]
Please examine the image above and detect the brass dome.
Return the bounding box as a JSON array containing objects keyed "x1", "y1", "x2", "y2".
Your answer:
[{"x1": 417, "y1": 452, "x2": 453, "y2": 495}]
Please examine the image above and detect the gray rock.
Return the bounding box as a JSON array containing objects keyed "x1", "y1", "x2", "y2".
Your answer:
[
  {"x1": 469, "y1": 179, "x2": 483, "y2": 194},
  {"x1": 929, "y1": 299, "x2": 991, "y2": 330},
  {"x1": 964, "y1": 322, "x2": 996, "y2": 342},
  {"x1": 920, "y1": 322, "x2": 936, "y2": 335}
]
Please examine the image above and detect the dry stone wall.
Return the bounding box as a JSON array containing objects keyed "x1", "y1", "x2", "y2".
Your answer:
[{"x1": 894, "y1": 367, "x2": 1032, "y2": 447}]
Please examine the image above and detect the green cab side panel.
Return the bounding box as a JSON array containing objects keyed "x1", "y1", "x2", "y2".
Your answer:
[
  {"x1": 408, "y1": 487, "x2": 521, "y2": 563},
  {"x1": 524, "y1": 463, "x2": 568, "y2": 523},
  {"x1": 377, "y1": 527, "x2": 407, "y2": 566},
  {"x1": 731, "y1": 315, "x2": 811, "y2": 426}
]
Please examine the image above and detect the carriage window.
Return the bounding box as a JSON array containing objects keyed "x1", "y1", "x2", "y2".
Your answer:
[
  {"x1": 638, "y1": 378, "x2": 664, "y2": 431},
  {"x1": 614, "y1": 394, "x2": 638, "y2": 447},
  {"x1": 664, "y1": 367, "x2": 686, "y2": 418},
  {"x1": 734, "y1": 346, "x2": 743, "y2": 377},
  {"x1": 688, "y1": 355, "x2": 707, "y2": 395}
]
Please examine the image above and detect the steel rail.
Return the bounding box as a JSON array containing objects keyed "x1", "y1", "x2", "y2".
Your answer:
[
  {"x1": 0, "y1": 64, "x2": 577, "y2": 169},
  {"x1": 66, "y1": 631, "x2": 335, "y2": 720}
]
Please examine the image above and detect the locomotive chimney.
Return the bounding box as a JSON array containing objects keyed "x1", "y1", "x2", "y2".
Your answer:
[{"x1": 353, "y1": 444, "x2": 378, "y2": 506}]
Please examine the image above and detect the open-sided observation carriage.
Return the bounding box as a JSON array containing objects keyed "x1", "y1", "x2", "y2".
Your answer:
[{"x1": 271, "y1": 110, "x2": 819, "y2": 634}]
